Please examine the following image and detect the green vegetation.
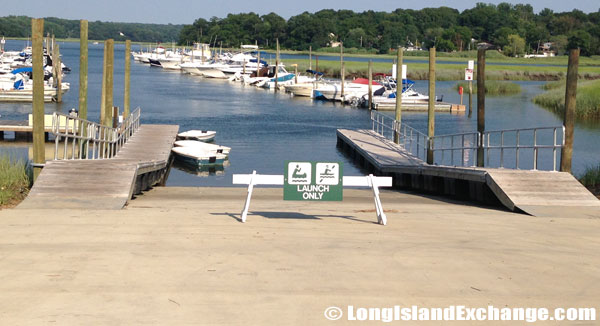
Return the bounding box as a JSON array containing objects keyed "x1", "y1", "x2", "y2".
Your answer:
[
  {"x1": 533, "y1": 80, "x2": 600, "y2": 120},
  {"x1": 455, "y1": 81, "x2": 521, "y2": 95},
  {"x1": 0, "y1": 16, "x2": 183, "y2": 42},
  {"x1": 179, "y1": 4, "x2": 600, "y2": 56},
  {"x1": 280, "y1": 57, "x2": 600, "y2": 81},
  {"x1": 579, "y1": 164, "x2": 600, "y2": 197},
  {"x1": 0, "y1": 155, "x2": 32, "y2": 207}
]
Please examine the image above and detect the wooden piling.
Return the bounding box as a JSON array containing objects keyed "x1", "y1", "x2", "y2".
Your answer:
[
  {"x1": 394, "y1": 47, "x2": 403, "y2": 144},
  {"x1": 476, "y1": 49, "x2": 486, "y2": 167},
  {"x1": 294, "y1": 64, "x2": 298, "y2": 84},
  {"x1": 275, "y1": 38, "x2": 279, "y2": 90},
  {"x1": 427, "y1": 47, "x2": 436, "y2": 165},
  {"x1": 79, "y1": 20, "x2": 88, "y2": 120},
  {"x1": 316, "y1": 55, "x2": 319, "y2": 72},
  {"x1": 54, "y1": 43, "x2": 62, "y2": 102},
  {"x1": 103, "y1": 39, "x2": 114, "y2": 127},
  {"x1": 32, "y1": 18, "x2": 44, "y2": 181},
  {"x1": 124, "y1": 39, "x2": 131, "y2": 119},
  {"x1": 257, "y1": 50, "x2": 261, "y2": 77},
  {"x1": 100, "y1": 43, "x2": 107, "y2": 124},
  {"x1": 341, "y1": 62, "x2": 345, "y2": 99},
  {"x1": 309, "y1": 46, "x2": 312, "y2": 70},
  {"x1": 340, "y1": 42, "x2": 344, "y2": 97},
  {"x1": 368, "y1": 60, "x2": 373, "y2": 110},
  {"x1": 468, "y1": 80, "x2": 473, "y2": 118},
  {"x1": 560, "y1": 48, "x2": 579, "y2": 173}
]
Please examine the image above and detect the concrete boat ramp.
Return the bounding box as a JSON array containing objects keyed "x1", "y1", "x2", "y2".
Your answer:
[{"x1": 1, "y1": 187, "x2": 599, "y2": 324}]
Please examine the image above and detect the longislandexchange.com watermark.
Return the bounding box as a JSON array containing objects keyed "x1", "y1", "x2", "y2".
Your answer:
[{"x1": 324, "y1": 305, "x2": 596, "y2": 323}]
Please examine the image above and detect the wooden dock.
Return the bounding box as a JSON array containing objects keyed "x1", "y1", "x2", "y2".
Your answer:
[
  {"x1": 18, "y1": 124, "x2": 179, "y2": 210},
  {"x1": 337, "y1": 129, "x2": 600, "y2": 217}
]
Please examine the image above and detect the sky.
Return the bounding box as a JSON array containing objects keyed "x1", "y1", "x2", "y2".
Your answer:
[{"x1": 2, "y1": 0, "x2": 598, "y2": 24}]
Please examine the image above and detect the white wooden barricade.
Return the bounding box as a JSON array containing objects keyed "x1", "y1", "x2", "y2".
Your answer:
[{"x1": 232, "y1": 171, "x2": 393, "y2": 225}]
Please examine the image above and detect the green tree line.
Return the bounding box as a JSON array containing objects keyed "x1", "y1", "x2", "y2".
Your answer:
[
  {"x1": 0, "y1": 15, "x2": 183, "y2": 42},
  {"x1": 179, "y1": 3, "x2": 600, "y2": 56}
]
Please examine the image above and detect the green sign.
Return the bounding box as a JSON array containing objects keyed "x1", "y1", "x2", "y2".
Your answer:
[{"x1": 284, "y1": 161, "x2": 343, "y2": 201}]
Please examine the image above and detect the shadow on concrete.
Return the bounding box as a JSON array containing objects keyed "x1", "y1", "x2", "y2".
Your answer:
[{"x1": 212, "y1": 212, "x2": 378, "y2": 224}]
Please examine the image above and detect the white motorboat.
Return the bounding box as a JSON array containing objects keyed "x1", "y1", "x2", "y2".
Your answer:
[
  {"x1": 314, "y1": 78, "x2": 385, "y2": 102},
  {"x1": 172, "y1": 146, "x2": 227, "y2": 167},
  {"x1": 177, "y1": 130, "x2": 216, "y2": 142},
  {"x1": 0, "y1": 67, "x2": 69, "y2": 102},
  {"x1": 174, "y1": 140, "x2": 231, "y2": 155}
]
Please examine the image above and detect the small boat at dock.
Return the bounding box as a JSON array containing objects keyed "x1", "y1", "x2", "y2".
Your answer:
[
  {"x1": 171, "y1": 146, "x2": 227, "y2": 167},
  {"x1": 174, "y1": 140, "x2": 230, "y2": 155},
  {"x1": 177, "y1": 130, "x2": 216, "y2": 142}
]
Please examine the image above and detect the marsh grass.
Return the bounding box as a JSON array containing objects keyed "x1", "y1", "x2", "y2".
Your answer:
[
  {"x1": 0, "y1": 155, "x2": 32, "y2": 207},
  {"x1": 455, "y1": 81, "x2": 521, "y2": 95},
  {"x1": 533, "y1": 80, "x2": 600, "y2": 120},
  {"x1": 281, "y1": 58, "x2": 599, "y2": 81},
  {"x1": 579, "y1": 164, "x2": 600, "y2": 197}
]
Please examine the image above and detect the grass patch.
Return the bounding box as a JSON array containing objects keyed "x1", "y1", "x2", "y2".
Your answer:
[
  {"x1": 455, "y1": 81, "x2": 521, "y2": 95},
  {"x1": 281, "y1": 57, "x2": 600, "y2": 81},
  {"x1": 533, "y1": 80, "x2": 600, "y2": 121},
  {"x1": 0, "y1": 155, "x2": 32, "y2": 208},
  {"x1": 579, "y1": 164, "x2": 600, "y2": 197},
  {"x1": 541, "y1": 79, "x2": 566, "y2": 90}
]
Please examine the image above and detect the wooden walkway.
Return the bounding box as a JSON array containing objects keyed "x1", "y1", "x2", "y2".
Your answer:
[
  {"x1": 18, "y1": 124, "x2": 179, "y2": 210},
  {"x1": 337, "y1": 129, "x2": 600, "y2": 217}
]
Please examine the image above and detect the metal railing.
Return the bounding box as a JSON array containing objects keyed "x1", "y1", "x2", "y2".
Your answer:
[
  {"x1": 430, "y1": 131, "x2": 480, "y2": 167},
  {"x1": 483, "y1": 126, "x2": 564, "y2": 171},
  {"x1": 52, "y1": 107, "x2": 141, "y2": 160},
  {"x1": 370, "y1": 112, "x2": 565, "y2": 171}
]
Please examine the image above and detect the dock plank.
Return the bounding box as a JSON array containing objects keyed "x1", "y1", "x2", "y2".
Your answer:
[{"x1": 18, "y1": 124, "x2": 179, "y2": 210}]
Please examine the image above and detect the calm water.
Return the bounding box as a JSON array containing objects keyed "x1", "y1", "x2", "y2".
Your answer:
[{"x1": 1, "y1": 40, "x2": 599, "y2": 186}]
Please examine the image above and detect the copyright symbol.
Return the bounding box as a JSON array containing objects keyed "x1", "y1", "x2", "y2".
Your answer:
[{"x1": 324, "y1": 306, "x2": 343, "y2": 321}]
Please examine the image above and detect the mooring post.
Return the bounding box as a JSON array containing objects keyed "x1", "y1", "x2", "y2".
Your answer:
[
  {"x1": 124, "y1": 39, "x2": 131, "y2": 119},
  {"x1": 341, "y1": 62, "x2": 345, "y2": 100},
  {"x1": 340, "y1": 42, "x2": 344, "y2": 98},
  {"x1": 54, "y1": 43, "x2": 62, "y2": 103},
  {"x1": 100, "y1": 43, "x2": 107, "y2": 124},
  {"x1": 316, "y1": 55, "x2": 319, "y2": 72},
  {"x1": 32, "y1": 18, "x2": 44, "y2": 181},
  {"x1": 476, "y1": 49, "x2": 486, "y2": 167},
  {"x1": 112, "y1": 107, "x2": 119, "y2": 128},
  {"x1": 79, "y1": 20, "x2": 88, "y2": 120},
  {"x1": 394, "y1": 47, "x2": 403, "y2": 144},
  {"x1": 274, "y1": 38, "x2": 279, "y2": 90},
  {"x1": 257, "y1": 50, "x2": 261, "y2": 77},
  {"x1": 560, "y1": 48, "x2": 579, "y2": 173},
  {"x1": 294, "y1": 64, "x2": 298, "y2": 84},
  {"x1": 427, "y1": 47, "x2": 436, "y2": 165},
  {"x1": 309, "y1": 45, "x2": 312, "y2": 70},
  {"x1": 468, "y1": 79, "x2": 473, "y2": 118},
  {"x1": 368, "y1": 60, "x2": 373, "y2": 110},
  {"x1": 103, "y1": 39, "x2": 114, "y2": 127}
]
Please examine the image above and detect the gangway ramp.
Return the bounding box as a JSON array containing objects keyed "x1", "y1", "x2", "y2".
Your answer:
[
  {"x1": 18, "y1": 124, "x2": 179, "y2": 210},
  {"x1": 337, "y1": 129, "x2": 600, "y2": 217}
]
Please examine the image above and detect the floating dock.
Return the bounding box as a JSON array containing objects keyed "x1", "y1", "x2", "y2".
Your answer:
[{"x1": 337, "y1": 129, "x2": 600, "y2": 217}]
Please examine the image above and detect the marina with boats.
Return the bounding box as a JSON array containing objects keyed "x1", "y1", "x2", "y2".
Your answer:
[{"x1": 129, "y1": 42, "x2": 462, "y2": 111}]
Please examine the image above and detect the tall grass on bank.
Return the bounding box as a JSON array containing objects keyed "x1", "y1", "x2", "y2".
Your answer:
[
  {"x1": 455, "y1": 81, "x2": 521, "y2": 95},
  {"x1": 533, "y1": 80, "x2": 600, "y2": 120},
  {"x1": 579, "y1": 164, "x2": 600, "y2": 197},
  {"x1": 281, "y1": 58, "x2": 599, "y2": 81},
  {"x1": 0, "y1": 155, "x2": 32, "y2": 207}
]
